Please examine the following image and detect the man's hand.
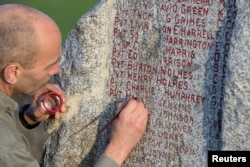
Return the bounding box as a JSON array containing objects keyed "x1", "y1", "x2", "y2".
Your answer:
[
  {"x1": 104, "y1": 98, "x2": 149, "y2": 165},
  {"x1": 24, "y1": 84, "x2": 66, "y2": 125}
]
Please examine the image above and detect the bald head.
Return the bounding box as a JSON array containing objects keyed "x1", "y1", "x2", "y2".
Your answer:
[
  {"x1": 0, "y1": 3, "x2": 61, "y2": 69},
  {"x1": 0, "y1": 3, "x2": 51, "y2": 21}
]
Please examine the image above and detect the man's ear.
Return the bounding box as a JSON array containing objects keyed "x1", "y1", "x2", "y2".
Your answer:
[{"x1": 3, "y1": 63, "x2": 22, "y2": 84}]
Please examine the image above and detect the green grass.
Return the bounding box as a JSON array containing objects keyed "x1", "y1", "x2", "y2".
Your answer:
[{"x1": 0, "y1": 0, "x2": 100, "y2": 41}]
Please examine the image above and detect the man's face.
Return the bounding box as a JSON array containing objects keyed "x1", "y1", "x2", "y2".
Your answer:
[
  {"x1": 16, "y1": 35, "x2": 62, "y2": 95},
  {"x1": 11, "y1": 15, "x2": 63, "y2": 95},
  {"x1": 19, "y1": 52, "x2": 61, "y2": 95}
]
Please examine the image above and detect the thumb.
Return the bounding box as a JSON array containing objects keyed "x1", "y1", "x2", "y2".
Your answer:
[{"x1": 30, "y1": 106, "x2": 49, "y2": 122}]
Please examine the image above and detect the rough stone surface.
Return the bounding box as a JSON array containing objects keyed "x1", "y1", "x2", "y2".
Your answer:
[{"x1": 40, "y1": 0, "x2": 250, "y2": 166}]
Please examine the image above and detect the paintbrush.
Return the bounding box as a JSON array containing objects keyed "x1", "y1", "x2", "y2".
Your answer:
[{"x1": 96, "y1": 101, "x2": 128, "y2": 137}]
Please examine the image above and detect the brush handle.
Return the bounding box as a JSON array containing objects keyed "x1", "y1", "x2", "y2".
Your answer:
[{"x1": 96, "y1": 102, "x2": 127, "y2": 137}]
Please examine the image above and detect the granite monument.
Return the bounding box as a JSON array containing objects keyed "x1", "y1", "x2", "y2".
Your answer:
[{"x1": 41, "y1": 0, "x2": 250, "y2": 166}]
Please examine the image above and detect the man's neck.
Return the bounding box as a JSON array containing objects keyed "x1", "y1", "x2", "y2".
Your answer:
[{"x1": 0, "y1": 81, "x2": 12, "y2": 96}]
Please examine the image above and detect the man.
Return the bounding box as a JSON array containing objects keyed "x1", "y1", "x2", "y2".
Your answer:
[{"x1": 0, "y1": 3, "x2": 148, "y2": 167}]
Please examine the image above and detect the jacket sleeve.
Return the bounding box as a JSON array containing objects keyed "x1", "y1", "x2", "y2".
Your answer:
[
  {"x1": 0, "y1": 151, "x2": 39, "y2": 167},
  {"x1": 94, "y1": 154, "x2": 120, "y2": 167}
]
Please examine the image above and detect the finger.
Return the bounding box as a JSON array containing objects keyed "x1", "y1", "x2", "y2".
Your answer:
[
  {"x1": 54, "y1": 112, "x2": 61, "y2": 120},
  {"x1": 48, "y1": 84, "x2": 64, "y2": 95},
  {"x1": 132, "y1": 99, "x2": 148, "y2": 119},
  {"x1": 120, "y1": 98, "x2": 139, "y2": 114},
  {"x1": 60, "y1": 102, "x2": 67, "y2": 113},
  {"x1": 35, "y1": 84, "x2": 62, "y2": 97},
  {"x1": 117, "y1": 101, "x2": 127, "y2": 112},
  {"x1": 33, "y1": 106, "x2": 50, "y2": 121},
  {"x1": 33, "y1": 106, "x2": 45, "y2": 117},
  {"x1": 44, "y1": 84, "x2": 65, "y2": 97},
  {"x1": 132, "y1": 108, "x2": 149, "y2": 134},
  {"x1": 130, "y1": 100, "x2": 146, "y2": 118},
  {"x1": 47, "y1": 84, "x2": 66, "y2": 107},
  {"x1": 136, "y1": 107, "x2": 149, "y2": 125}
]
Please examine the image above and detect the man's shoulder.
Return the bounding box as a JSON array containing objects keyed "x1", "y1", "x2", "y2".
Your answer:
[{"x1": 0, "y1": 118, "x2": 30, "y2": 155}]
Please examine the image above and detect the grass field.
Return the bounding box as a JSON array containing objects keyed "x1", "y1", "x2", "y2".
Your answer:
[{"x1": 0, "y1": 0, "x2": 100, "y2": 41}]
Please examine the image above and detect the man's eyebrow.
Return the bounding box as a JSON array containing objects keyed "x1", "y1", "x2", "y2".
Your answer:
[{"x1": 45, "y1": 57, "x2": 60, "y2": 69}]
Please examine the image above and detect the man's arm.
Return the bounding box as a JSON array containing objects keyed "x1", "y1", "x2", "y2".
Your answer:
[
  {"x1": 99, "y1": 99, "x2": 149, "y2": 166},
  {"x1": 94, "y1": 154, "x2": 119, "y2": 167}
]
